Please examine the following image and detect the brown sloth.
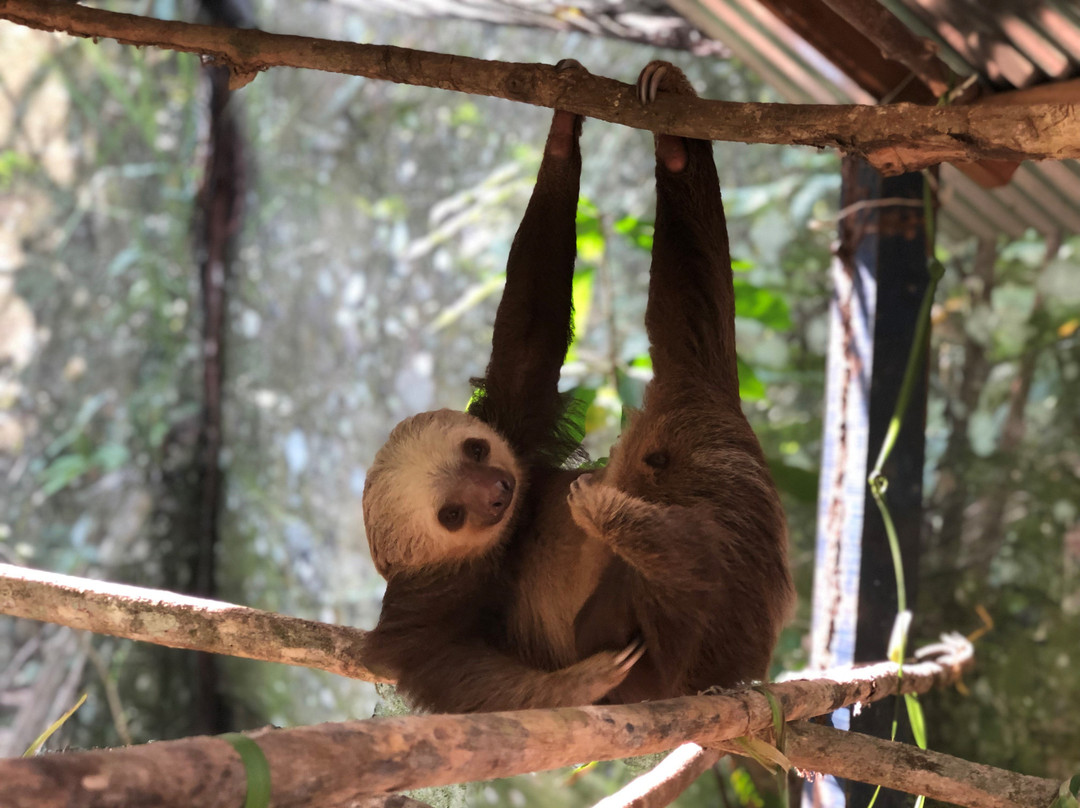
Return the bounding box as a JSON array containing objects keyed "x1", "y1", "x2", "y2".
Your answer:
[{"x1": 361, "y1": 60, "x2": 793, "y2": 713}]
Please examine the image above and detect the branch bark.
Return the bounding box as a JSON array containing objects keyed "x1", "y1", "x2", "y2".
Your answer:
[
  {"x1": 780, "y1": 722, "x2": 1059, "y2": 808},
  {"x1": 0, "y1": 563, "x2": 388, "y2": 683},
  {"x1": 1, "y1": 0, "x2": 1077, "y2": 173},
  {"x1": 1, "y1": 637, "x2": 973, "y2": 807}
]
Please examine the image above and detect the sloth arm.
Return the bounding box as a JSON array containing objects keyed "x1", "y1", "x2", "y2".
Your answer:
[
  {"x1": 364, "y1": 561, "x2": 639, "y2": 713},
  {"x1": 388, "y1": 630, "x2": 635, "y2": 713},
  {"x1": 468, "y1": 107, "x2": 583, "y2": 460}
]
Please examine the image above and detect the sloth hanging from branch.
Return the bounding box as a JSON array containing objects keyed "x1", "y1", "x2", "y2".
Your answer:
[{"x1": 361, "y1": 60, "x2": 794, "y2": 712}]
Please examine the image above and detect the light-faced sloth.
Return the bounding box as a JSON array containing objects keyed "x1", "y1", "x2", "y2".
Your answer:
[{"x1": 361, "y1": 60, "x2": 793, "y2": 712}]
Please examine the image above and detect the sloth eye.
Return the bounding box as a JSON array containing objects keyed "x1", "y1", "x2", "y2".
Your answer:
[
  {"x1": 462, "y1": 438, "x2": 489, "y2": 462},
  {"x1": 438, "y1": 504, "x2": 466, "y2": 531}
]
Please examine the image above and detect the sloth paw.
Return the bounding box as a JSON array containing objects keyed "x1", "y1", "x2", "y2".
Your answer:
[
  {"x1": 567, "y1": 472, "x2": 603, "y2": 532},
  {"x1": 562, "y1": 639, "x2": 645, "y2": 704},
  {"x1": 548, "y1": 60, "x2": 587, "y2": 158},
  {"x1": 568, "y1": 473, "x2": 634, "y2": 538},
  {"x1": 636, "y1": 60, "x2": 696, "y2": 173}
]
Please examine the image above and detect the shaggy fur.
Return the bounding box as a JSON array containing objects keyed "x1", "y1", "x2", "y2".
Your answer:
[{"x1": 361, "y1": 61, "x2": 794, "y2": 712}]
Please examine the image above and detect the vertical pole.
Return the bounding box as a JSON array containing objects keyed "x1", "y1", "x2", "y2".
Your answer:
[{"x1": 804, "y1": 157, "x2": 928, "y2": 808}]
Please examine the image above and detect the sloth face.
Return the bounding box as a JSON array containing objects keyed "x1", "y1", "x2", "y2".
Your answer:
[{"x1": 363, "y1": 409, "x2": 522, "y2": 577}]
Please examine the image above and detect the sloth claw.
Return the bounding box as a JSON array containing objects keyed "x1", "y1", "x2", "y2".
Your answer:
[
  {"x1": 615, "y1": 637, "x2": 646, "y2": 672},
  {"x1": 555, "y1": 58, "x2": 586, "y2": 72},
  {"x1": 636, "y1": 60, "x2": 697, "y2": 104},
  {"x1": 568, "y1": 639, "x2": 645, "y2": 703}
]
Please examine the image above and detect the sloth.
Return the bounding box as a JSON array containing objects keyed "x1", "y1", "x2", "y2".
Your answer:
[{"x1": 361, "y1": 60, "x2": 793, "y2": 713}]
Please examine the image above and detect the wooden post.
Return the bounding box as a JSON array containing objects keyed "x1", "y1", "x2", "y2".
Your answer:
[{"x1": 806, "y1": 157, "x2": 928, "y2": 807}]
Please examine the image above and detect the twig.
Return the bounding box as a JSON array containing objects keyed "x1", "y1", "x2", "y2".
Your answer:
[
  {"x1": 1, "y1": 0, "x2": 1078, "y2": 173},
  {"x1": 0, "y1": 563, "x2": 387, "y2": 683},
  {"x1": 594, "y1": 744, "x2": 721, "y2": 808}
]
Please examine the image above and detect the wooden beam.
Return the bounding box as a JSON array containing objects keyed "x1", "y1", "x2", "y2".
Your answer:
[
  {"x1": 742, "y1": 0, "x2": 936, "y2": 102},
  {"x1": 813, "y1": 0, "x2": 953, "y2": 97},
  {"x1": 807, "y1": 160, "x2": 929, "y2": 807}
]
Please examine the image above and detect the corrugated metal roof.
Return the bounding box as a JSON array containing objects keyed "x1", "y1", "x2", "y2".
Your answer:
[{"x1": 670, "y1": 0, "x2": 1080, "y2": 238}]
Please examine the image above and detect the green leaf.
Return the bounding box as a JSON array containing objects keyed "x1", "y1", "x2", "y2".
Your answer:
[
  {"x1": 734, "y1": 735, "x2": 792, "y2": 774},
  {"x1": 219, "y1": 733, "x2": 272, "y2": 808},
  {"x1": 734, "y1": 279, "x2": 791, "y2": 330},
  {"x1": 40, "y1": 454, "x2": 92, "y2": 496},
  {"x1": 766, "y1": 460, "x2": 819, "y2": 503},
  {"x1": 904, "y1": 693, "x2": 928, "y2": 749},
  {"x1": 615, "y1": 366, "x2": 648, "y2": 410},
  {"x1": 887, "y1": 610, "x2": 912, "y2": 664},
  {"x1": 94, "y1": 443, "x2": 131, "y2": 471},
  {"x1": 1050, "y1": 776, "x2": 1080, "y2": 808},
  {"x1": 24, "y1": 694, "x2": 87, "y2": 756},
  {"x1": 567, "y1": 268, "x2": 595, "y2": 362},
  {"x1": 614, "y1": 216, "x2": 653, "y2": 252},
  {"x1": 563, "y1": 386, "x2": 598, "y2": 447},
  {"x1": 737, "y1": 357, "x2": 766, "y2": 401}
]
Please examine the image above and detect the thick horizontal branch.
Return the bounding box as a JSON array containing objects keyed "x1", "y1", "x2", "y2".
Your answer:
[
  {"x1": 2, "y1": 0, "x2": 1077, "y2": 173},
  {"x1": 0, "y1": 563, "x2": 387, "y2": 683},
  {"x1": 1, "y1": 636, "x2": 973, "y2": 807}
]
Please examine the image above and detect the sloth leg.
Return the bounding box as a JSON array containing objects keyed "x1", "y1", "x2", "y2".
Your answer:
[{"x1": 636, "y1": 60, "x2": 738, "y2": 398}]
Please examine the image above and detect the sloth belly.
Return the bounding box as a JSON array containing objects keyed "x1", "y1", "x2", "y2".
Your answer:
[{"x1": 507, "y1": 469, "x2": 613, "y2": 669}]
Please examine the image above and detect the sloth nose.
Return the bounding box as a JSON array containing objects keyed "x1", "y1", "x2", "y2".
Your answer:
[
  {"x1": 488, "y1": 477, "x2": 513, "y2": 515},
  {"x1": 464, "y1": 470, "x2": 514, "y2": 526}
]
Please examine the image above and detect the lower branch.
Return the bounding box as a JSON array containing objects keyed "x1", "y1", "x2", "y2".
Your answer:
[
  {"x1": 1, "y1": 636, "x2": 973, "y2": 807},
  {"x1": 781, "y1": 722, "x2": 1059, "y2": 808},
  {"x1": 0, "y1": 563, "x2": 387, "y2": 683},
  {"x1": 1, "y1": 0, "x2": 1077, "y2": 173}
]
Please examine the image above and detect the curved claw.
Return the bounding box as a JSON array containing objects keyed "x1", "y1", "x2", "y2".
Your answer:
[
  {"x1": 555, "y1": 58, "x2": 586, "y2": 72},
  {"x1": 615, "y1": 637, "x2": 646, "y2": 673},
  {"x1": 637, "y1": 61, "x2": 669, "y2": 105}
]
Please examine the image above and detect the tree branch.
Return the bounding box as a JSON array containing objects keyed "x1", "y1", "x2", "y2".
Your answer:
[
  {"x1": 778, "y1": 722, "x2": 1059, "y2": 808},
  {"x1": 0, "y1": 563, "x2": 388, "y2": 683},
  {"x1": 1, "y1": 636, "x2": 973, "y2": 807},
  {"x1": 599, "y1": 710, "x2": 1060, "y2": 808},
  {"x1": 1, "y1": 0, "x2": 1077, "y2": 173}
]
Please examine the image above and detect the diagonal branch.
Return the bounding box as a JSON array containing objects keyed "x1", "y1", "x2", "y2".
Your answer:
[
  {"x1": 0, "y1": 563, "x2": 388, "y2": 683},
  {"x1": 1, "y1": 0, "x2": 1078, "y2": 173}
]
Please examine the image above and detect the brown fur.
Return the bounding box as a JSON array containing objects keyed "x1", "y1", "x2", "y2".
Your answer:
[{"x1": 361, "y1": 61, "x2": 794, "y2": 712}]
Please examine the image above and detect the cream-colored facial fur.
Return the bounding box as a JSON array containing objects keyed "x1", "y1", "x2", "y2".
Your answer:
[{"x1": 362, "y1": 409, "x2": 523, "y2": 577}]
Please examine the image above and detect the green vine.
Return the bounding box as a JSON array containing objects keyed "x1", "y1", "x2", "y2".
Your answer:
[{"x1": 864, "y1": 174, "x2": 945, "y2": 808}]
